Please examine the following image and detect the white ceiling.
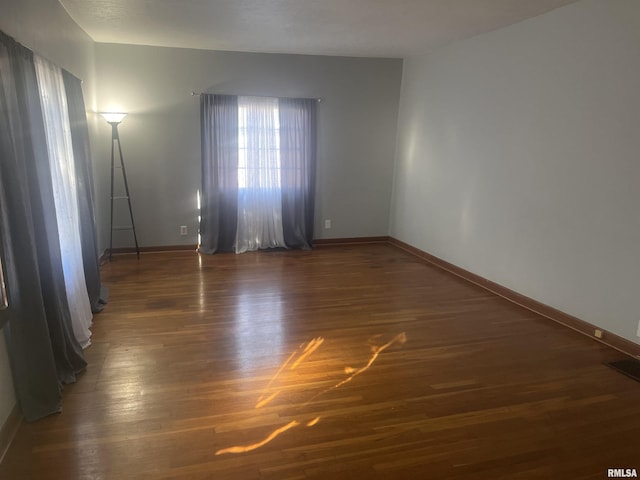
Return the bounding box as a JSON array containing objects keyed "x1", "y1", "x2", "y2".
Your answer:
[{"x1": 58, "y1": 0, "x2": 580, "y2": 58}]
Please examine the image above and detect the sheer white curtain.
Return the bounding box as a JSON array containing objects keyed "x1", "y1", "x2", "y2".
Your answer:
[
  {"x1": 34, "y1": 55, "x2": 93, "y2": 348},
  {"x1": 235, "y1": 96, "x2": 286, "y2": 253}
]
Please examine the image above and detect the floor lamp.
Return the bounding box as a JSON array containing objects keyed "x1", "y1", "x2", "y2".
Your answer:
[{"x1": 101, "y1": 112, "x2": 140, "y2": 260}]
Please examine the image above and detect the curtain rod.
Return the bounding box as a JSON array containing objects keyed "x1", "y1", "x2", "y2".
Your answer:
[{"x1": 191, "y1": 91, "x2": 322, "y2": 102}]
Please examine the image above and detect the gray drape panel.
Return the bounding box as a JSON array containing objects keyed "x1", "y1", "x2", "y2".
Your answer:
[
  {"x1": 278, "y1": 98, "x2": 317, "y2": 249},
  {"x1": 0, "y1": 31, "x2": 87, "y2": 421},
  {"x1": 62, "y1": 71, "x2": 104, "y2": 313},
  {"x1": 200, "y1": 94, "x2": 239, "y2": 253}
]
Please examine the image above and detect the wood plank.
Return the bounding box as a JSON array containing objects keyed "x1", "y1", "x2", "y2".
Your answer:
[{"x1": 1, "y1": 244, "x2": 639, "y2": 479}]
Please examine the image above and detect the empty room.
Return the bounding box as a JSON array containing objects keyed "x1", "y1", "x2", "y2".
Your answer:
[{"x1": 1, "y1": 0, "x2": 639, "y2": 478}]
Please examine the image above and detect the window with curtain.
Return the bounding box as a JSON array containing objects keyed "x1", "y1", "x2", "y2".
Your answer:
[
  {"x1": 200, "y1": 94, "x2": 317, "y2": 254},
  {"x1": 0, "y1": 30, "x2": 103, "y2": 421},
  {"x1": 34, "y1": 55, "x2": 93, "y2": 349}
]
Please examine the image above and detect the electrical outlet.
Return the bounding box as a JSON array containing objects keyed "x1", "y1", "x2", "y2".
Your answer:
[
  {"x1": 180, "y1": 225, "x2": 188, "y2": 236},
  {"x1": 324, "y1": 219, "x2": 331, "y2": 229},
  {"x1": 594, "y1": 329, "x2": 604, "y2": 339},
  {"x1": 636, "y1": 320, "x2": 640, "y2": 338}
]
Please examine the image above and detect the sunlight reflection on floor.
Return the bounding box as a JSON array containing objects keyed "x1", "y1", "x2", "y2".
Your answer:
[{"x1": 215, "y1": 332, "x2": 407, "y2": 455}]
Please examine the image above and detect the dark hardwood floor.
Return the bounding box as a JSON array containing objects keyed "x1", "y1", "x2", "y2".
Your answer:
[{"x1": 1, "y1": 244, "x2": 639, "y2": 479}]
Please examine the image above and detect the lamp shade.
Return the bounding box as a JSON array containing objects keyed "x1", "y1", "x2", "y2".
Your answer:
[{"x1": 100, "y1": 112, "x2": 127, "y2": 124}]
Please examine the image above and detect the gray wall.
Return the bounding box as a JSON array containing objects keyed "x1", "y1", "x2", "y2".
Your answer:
[
  {"x1": 390, "y1": 0, "x2": 640, "y2": 344},
  {"x1": 94, "y1": 44, "x2": 402, "y2": 249},
  {"x1": 0, "y1": 0, "x2": 97, "y2": 433}
]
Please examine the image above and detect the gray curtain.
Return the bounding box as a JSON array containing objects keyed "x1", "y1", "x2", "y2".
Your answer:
[
  {"x1": 200, "y1": 94, "x2": 317, "y2": 253},
  {"x1": 278, "y1": 98, "x2": 317, "y2": 249},
  {"x1": 62, "y1": 71, "x2": 104, "y2": 313},
  {"x1": 200, "y1": 94, "x2": 239, "y2": 253},
  {"x1": 0, "y1": 31, "x2": 88, "y2": 421}
]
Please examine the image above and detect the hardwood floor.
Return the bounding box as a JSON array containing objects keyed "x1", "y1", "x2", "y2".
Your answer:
[{"x1": 1, "y1": 244, "x2": 639, "y2": 479}]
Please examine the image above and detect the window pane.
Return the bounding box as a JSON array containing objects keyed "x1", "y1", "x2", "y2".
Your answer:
[{"x1": 237, "y1": 97, "x2": 280, "y2": 190}]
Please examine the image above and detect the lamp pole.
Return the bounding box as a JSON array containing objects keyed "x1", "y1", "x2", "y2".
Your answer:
[{"x1": 101, "y1": 113, "x2": 140, "y2": 260}]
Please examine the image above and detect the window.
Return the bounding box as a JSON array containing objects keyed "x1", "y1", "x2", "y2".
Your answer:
[
  {"x1": 199, "y1": 93, "x2": 317, "y2": 253},
  {"x1": 237, "y1": 96, "x2": 281, "y2": 190}
]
